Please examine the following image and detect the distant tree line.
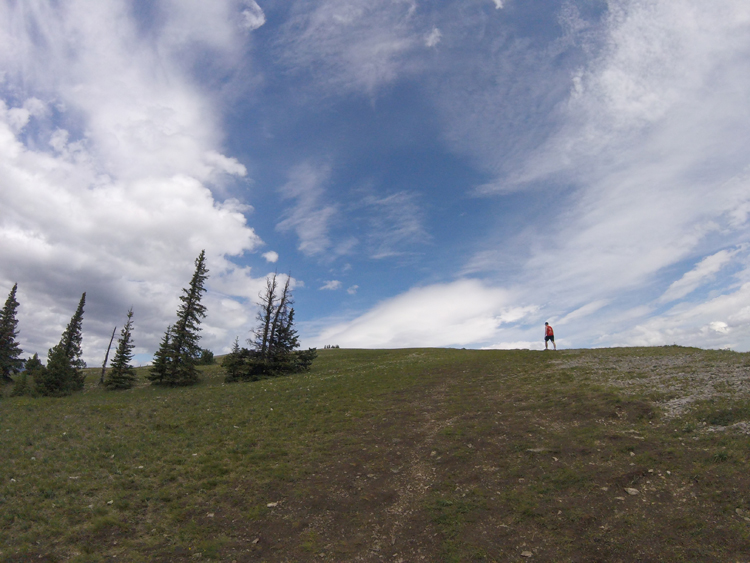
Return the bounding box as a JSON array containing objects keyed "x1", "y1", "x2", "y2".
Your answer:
[{"x1": 1, "y1": 251, "x2": 316, "y2": 398}]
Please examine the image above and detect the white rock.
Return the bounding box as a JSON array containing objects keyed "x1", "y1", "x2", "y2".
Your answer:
[{"x1": 625, "y1": 488, "x2": 639, "y2": 495}]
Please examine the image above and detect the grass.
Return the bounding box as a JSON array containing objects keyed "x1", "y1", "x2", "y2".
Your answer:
[{"x1": 1, "y1": 346, "x2": 749, "y2": 562}]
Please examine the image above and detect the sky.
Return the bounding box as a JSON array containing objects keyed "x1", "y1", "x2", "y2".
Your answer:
[{"x1": 2, "y1": 0, "x2": 750, "y2": 365}]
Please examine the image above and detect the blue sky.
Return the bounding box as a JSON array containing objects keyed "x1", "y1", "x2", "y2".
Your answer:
[{"x1": 2, "y1": 0, "x2": 750, "y2": 363}]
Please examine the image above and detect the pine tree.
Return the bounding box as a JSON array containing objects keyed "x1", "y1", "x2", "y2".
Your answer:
[
  {"x1": 147, "y1": 325, "x2": 173, "y2": 384},
  {"x1": 225, "y1": 273, "x2": 316, "y2": 382},
  {"x1": 222, "y1": 337, "x2": 243, "y2": 382},
  {"x1": 105, "y1": 309, "x2": 137, "y2": 390},
  {"x1": 11, "y1": 353, "x2": 43, "y2": 397},
  {"x1": 0, "y1": 283, "x2": 23, "y2": 384},
  {"x1": 149, "y1": 251, "x2": 209, "y2": 386},
  {"x1": 36, "y1": 292, "x2": 87, "y2": 396}
]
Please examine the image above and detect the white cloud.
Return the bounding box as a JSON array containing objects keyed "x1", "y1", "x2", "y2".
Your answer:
[
  {"x1": 320, "y1": 280, "x2": 342, "y2": 291},
  {"x1": 556, "y1": 300, "x2": 609, "y2": 325},
  {"x1": 658, "y1": 247, "x2": 744, "y2": 303},
  {"x1": 347, "y1": 285, "x2": 359, "y2": 295},
  {"x1": 492, "y1": 0, "x2": 504, "y2": 9},
  {"x1": 425, "y1": 28, "x2": 442, "y2": 48},
  {"x1": 276, "y1": 162, "x2": 340, "y2": 256},
  {"x1": 308, "y1": 279, "x2": 535, "y2": 348},
  {"x1": 363, "y1": 191, "x2": 429, "y2": 259},
  {"x1": 607, "y1": 280, "x2": 750, "y2": 350},
  {"x1": 0, "y1": 0, "x2": 266, "y2": 362},
  {"x1": 241, "y1": 0, "x2": 266, "y2": 31},
  {"x1": 475, "y1": 0, "x2": 750, "y2": 325},
  {"x1": 262, "y1": 251, "x2": 279, "y2": 263},
  {"x1": 306, "y1": 0, "x2": 750, "y2": 352},
  {"x1": 276, "y1": 0, "x2": 420, "y2": 95}
]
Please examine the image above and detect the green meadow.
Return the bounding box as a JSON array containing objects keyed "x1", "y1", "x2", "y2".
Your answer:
[{"x1": 1, "y1": 347, "x2": 749, "y2": 562}]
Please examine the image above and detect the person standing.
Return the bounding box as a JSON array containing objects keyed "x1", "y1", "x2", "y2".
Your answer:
[{"x1": 544, "y1": 322, "x2": 556, "y2": 350}]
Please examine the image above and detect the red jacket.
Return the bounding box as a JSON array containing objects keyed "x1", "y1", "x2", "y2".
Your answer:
[{"x1": 545, "y1": 325, "x2": 554, "y2": 337}]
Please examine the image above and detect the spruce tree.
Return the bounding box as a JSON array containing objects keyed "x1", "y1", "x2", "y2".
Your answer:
[
  {"x1": 224, "y1": 273, "x2": 316, "y2": 382},
  {"x1": 149, "y1": 251, "x2": 209, "y2": 386},
  {"x1": 105, "y1": 309, "x2": 136, "y2": 390},
  {"x1": 222, "y1": 337, "x2": 243, "y2": 382},
  {"x1": 36, "y1": 292, "x2": 87, "y2": 396},
  {"x1": 12, "y1": 353, "x2": 43, "y2": 397},
  {"x1": 147, "y1": 325, "x2": 173, "y2": 384},
  {"x1": 0, "y1": 283, "x2": 23, "y2": 384}
]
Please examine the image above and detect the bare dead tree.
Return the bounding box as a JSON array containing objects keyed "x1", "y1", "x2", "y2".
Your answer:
[{"x1": 99, "y1": 325, "x2": 117, "y2": 385}]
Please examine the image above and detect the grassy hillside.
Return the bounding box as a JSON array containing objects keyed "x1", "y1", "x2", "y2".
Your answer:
[{"x1": 1, "y1": 347, "x2": 749, "y2": 562}]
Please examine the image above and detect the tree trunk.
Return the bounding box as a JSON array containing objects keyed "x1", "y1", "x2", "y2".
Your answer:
[{"x1": 100, "y1": 326, "x2": 117, "y2": 385}]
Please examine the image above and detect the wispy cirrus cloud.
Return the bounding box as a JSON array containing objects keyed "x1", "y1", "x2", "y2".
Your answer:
[
  {"x1": 275, "y1": 0, "x2": 421, "y2": 95},
  {"x1": 305, "y1": 0, "x2": 750, "y2": 351},
  {"x1": 320, "y1": 280, "x2": 342, "y2": 291},
  {"x1": 659, "y1": 247, "x2": 746, "y2": 304},
  {"x1": 276, "y1": 162, "x2": 341, "y2": 257},
  {"x1": 363, "y1": 191, "x2": 429, "y2": 259}
]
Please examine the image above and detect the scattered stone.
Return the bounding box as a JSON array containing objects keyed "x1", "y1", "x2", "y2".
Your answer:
[
  {"x1": 252, "y1": 538, "x2": 260, "y2": 544},
  {"x1": 107, "y1": 500, "x2": 114, "y2": 505},
  {"x1": 600, "y1": 487, "x2": 609, "y2": 491},
  {"x1": 625, "y1": 488, "x2": 639, "y2": 495},
  {"x1": 266, "y1": 502, "x2": 278, "y2": 508},
  {"x1": 206, "y1": 513, "x2": 214, "y2": 518},
  {"x1": 615, "y1": 496, "x2": 625, "y2": 500},
  {"x1": 521, "y1": 551, "x2": 533, "y2": 557},
  {"x1": 629, "y1": 452, "x2": 635, "y2": 457},
  {"x1": 68, "y1": 476, "x2": 79, "y2": 480}
]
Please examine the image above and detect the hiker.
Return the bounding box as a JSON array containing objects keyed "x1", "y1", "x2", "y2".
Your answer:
[{"x1": 544, "y1": 322, "x2": 556, "y2": 350}]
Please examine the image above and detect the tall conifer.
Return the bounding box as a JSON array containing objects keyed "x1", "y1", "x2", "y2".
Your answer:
[
  {"x1": 37, "y1": 292, "x2": 87, "y2": 396},
  {"x1": 105, "y1": 309, "x2": 136, "y2": 390},
  {"x1": 0, "y1": 283, "x2": 23, "y2": 384},
  {"x1": 149, "y1": 251, "x2": 209, "y2": 386}
]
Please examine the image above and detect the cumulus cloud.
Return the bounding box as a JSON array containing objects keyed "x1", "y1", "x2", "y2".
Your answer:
[
  {"x1": 0, "y1": 0, "x2": 266, "y2": 362},
  {"x1": 262, "y1": 251, "x2": 279, "y2": 263}
]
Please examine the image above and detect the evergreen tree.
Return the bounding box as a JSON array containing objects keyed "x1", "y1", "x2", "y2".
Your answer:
[
  {"x1": 0, "y1": 283, "x2": 23, "y2": 384},
  {"x1": 36, "y1": 292, "x2": 87, "y2": 396},
  {"x1": 222, "y1": 337, "x2": 242, "y2": 382},
  {"x1": 225, "y1": 273, "x2": 316, "y2": 382},
  {"x1": 149, "y1": 251, "x2": 209, "y2": 386},
  {"x1": 105, "y1": 309, "x2": 137, "y2": 390},
  {"x1": 147, "y1": 325, "x2": 173, "y2": 384},
  {"x1": 11, "y1": 353, "x2": 43, "y2": 397}
]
